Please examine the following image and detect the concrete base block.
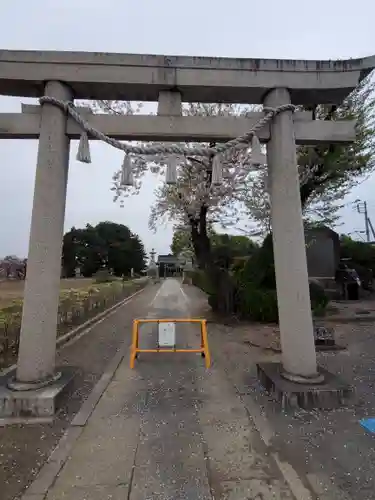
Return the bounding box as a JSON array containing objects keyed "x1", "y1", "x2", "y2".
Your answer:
[
  {"x1": 0, "y1": 366, "x2": 76, "y2": 425},
  {"x1": 315, "y1": 343, "x2": 346, "y2": 352},
  {"x1": 257, "y1": 362, "x2": 353, "y2": 410}
]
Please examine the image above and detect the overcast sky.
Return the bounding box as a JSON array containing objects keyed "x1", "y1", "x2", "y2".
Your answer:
[{"x1": 1, "y1": 0, "x2": 375, "y2": 258}]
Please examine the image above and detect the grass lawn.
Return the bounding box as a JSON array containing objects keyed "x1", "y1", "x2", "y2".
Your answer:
[{"x1": 0, "y1": 278, "x2": 94, "y2": 309}]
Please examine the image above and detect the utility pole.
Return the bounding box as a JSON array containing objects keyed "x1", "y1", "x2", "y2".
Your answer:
[
  {"x1": 368, "y1": 218, "x2": 375, "y2": 242},
  {"x1": 354, "y1": 199, "x2": 371, "y2": 242}
]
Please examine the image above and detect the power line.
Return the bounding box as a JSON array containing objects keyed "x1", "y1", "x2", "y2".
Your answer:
[{"x1": 347, "y1": 230, "x2": 366, "y2": 242}]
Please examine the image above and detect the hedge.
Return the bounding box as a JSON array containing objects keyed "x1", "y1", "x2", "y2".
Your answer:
[
  {"x1": 190, "y1": 266, "x2": 329, "y2": 323},
  {"x1": 0, "y1": 278, "x2": 148, "y2": 370}
]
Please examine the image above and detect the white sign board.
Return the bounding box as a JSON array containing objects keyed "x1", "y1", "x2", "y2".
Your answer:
[{"x1": 158, "y1": 322, "x2": 176, "y2": 347}]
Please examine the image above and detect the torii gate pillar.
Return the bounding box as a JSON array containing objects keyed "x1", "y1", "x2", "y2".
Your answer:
[
  {"x1": 11, "y1": 81, "x2": 73, "y2": 388},
  {"x1": 263, "y1": 88, "x2": 321, "y2": 382}
]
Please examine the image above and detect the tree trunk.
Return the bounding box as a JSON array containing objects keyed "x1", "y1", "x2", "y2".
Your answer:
[{"x1": 190, "y1": 205, "x2": 212, "y2": 269}]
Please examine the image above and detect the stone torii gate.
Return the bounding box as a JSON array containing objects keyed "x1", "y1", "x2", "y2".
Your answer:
[{"x1": 0, "y1": 51, "x2": 374, "y2": 417}]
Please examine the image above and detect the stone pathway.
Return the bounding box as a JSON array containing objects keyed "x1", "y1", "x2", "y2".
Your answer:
[{"x1": 22, "y1": 279, "x2": 302, "y2": 500}]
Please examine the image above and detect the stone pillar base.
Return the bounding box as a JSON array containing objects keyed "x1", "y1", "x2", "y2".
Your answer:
[
  {"x1": 0, "y1": 366, "x2": 75, "y2": 426},
  {"x1": 280, "y1": 370, "x2": 325, "y2": 385},
  {"x1": 257, "y1": 362, "x2": 353, "y2": 410},
  {"x1": 7, "y1": 370, "x2": 62, "y2": 391}
]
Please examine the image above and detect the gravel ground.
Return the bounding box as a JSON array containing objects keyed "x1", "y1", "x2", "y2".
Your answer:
[
  {"x1": 0, "y1": 283, "x2": 158, "y2": 500},
  {"x1": 206, "y1": 314, "x2": 375, "y2": 500}
]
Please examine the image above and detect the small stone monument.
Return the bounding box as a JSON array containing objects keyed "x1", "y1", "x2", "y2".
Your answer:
[
  {"x1": 313, "y1": 324, "x2": 335, "y2": 347},
  {"x1": 147, "y1": 248, "x2": 159, "y2": 282},
  {"x1": 313, "y1": 323, "x2": 345, "y2": 351}
]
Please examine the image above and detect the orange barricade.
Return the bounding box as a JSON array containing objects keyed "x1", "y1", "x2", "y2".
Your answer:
[{"x1": 130, "y1": 318, "x2": 211, "y2": 369}]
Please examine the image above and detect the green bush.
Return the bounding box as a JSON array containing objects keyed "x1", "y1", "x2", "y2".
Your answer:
[
  {"x1": 236, "y1": 281, "x2": 278, "y2": 322},
  {"x1": 93, "y1": 268, "x2": 115, "y2": 283},
  {"x1": 233, "y1": 235, "x2": 329, "y2": 321},
  {"x1": 340, "y1": 235, "x2": 375, "y2": 274},
  {"x1": 207, "y1": 293, "x2": 218, "y2": 311},
  {"x1": 189, "y1": 232, "x2": 330, "y2": 322},
  {"x1": 183, "y1": 270, "x2": 196, "y2": 285},
  {"x1": 235, "y1": 234, "x2": 276, "y2": 290},
  {"x1": 309, "y1": 280, "x2": 329, "y2": 316},
  {"x1": 235, "y1": 279, "x2": 328, "y2": 322},
  {"x1": 188, "y1": 270, "x2": 213, "y2": 294},
  {"x1": 231, "y1": 257, "x2": 249, "y2": 274}
]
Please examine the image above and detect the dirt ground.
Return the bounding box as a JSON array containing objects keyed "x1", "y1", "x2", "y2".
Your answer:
[
  {"x1": 207, "y1": 317, "x2": 375, "y2": 499},
  {"x1": 0, "y1": 278, "x2": 94, "y2": 308}
]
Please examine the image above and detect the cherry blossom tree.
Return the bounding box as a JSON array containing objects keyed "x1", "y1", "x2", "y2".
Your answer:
[
  {"x1": 148, "y1": 153, "x2": 249, "y2": 268},
  {"x1": 93, "y1": 100, "x2": 260, "y2": 268},
  {"x1": 92, "y1": 100, "x2": 319, "y2": 266}
]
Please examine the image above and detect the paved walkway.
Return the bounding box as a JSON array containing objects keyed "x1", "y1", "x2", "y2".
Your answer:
[{"x1": 22, "y1": 279, "x2": 300, "y2": 500}]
